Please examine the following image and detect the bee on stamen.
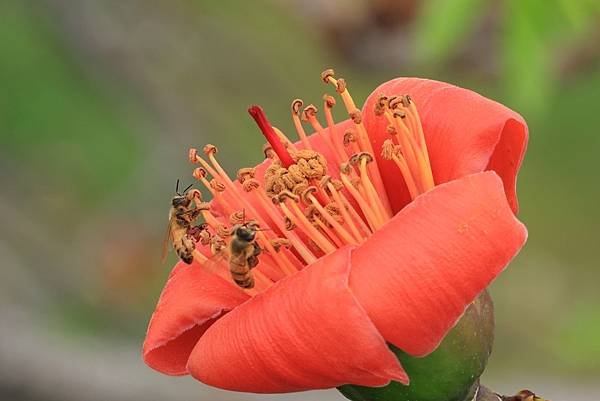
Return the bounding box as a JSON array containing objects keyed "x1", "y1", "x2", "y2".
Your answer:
[
  {"x1": 228, "y1": 220, "x2": 262, "y2": 289},
  {"x1": 162, "y1": 179, "x2": 202, "y2": 264}
]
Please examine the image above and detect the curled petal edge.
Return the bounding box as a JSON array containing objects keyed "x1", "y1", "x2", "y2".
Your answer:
[
  {"x1": 187, "y1": 246, "x2": 408, "y2": 393},
  {"x1": 143, "y1": 261, "x2": 250, "y2": 375},
  {"x1": 350, "y1": 171, "x2": 528, "y2": 356}
]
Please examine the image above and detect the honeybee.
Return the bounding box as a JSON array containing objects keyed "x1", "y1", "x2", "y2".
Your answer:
[
  {"x1": 228, "y1": 220, "x2": 262, "y2": 288},
  {"x1": 162, "y1": 180, "x2": 202, "y2": 264},
  {"x1": 206, "y1": 219, "x2": 262, "y2": 289}
]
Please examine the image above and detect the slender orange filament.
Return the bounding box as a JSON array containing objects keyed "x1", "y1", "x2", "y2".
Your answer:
[
  {"x1": 172, "y1": 69, "x2": 436, "y2": 296},
  {"x1": 391, "y1": 152, "x2": 419, "y2": 199},
  {"x1": 279, "y1": 200, "x2": 336, "y2": 254},
  {"x1": 306, "y1": 194, "x2": 357, "y2": 245},
  {"x1": 290, "y1": 100, "x2": 313, "y2": 150},
  {"x1": 325, "y1": 183, "x2": 364, "y2": 242},
  {"x1": 322, "y1": 72, "x2": 393, "y2": 217},
  {"x1": 314, "y1": 219, "x2": 344, "y2": 248},
  {"x1": 380, "y1": 96, "x2": 434, "y2": 197},
  {"x1": 357, "y1": 157, "x2": 391, "y2": 222},
  {"x1": 288, "y1": 200, "x2": 337, "y2": 253},
  {"x1": 339, "y1": 172, "x2": 381, "y2": 231},
  {"x1": 251, "y1": 189, "x2": 317, "y2": 264},
  {"x1": 323, "y1": 96, "x2": 349, "y2": 163}
]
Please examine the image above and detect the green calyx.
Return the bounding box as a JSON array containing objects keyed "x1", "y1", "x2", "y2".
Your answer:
[{"x1": 338, "y1": 291, "x2": 495, "y2": 401}]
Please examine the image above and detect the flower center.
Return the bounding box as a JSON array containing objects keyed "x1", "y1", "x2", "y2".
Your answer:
[{"x1": 181, "y1": 69, "x2": 434, "y2": 295}]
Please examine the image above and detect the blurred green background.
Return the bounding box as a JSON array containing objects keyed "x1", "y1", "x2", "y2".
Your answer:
[{"x1": 1, "y1": 0, "x2": 598, "y2": 400}]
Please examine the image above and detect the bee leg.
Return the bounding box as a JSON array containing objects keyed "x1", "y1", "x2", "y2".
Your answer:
[
  {"x1": 247, "y1": 255, "x2": 259, "y2": 269},
  {"x1": 252, "y1": 243, "x2": 261, "y2": 257},
  {"x1": 186, "y1": 225, "x2": 203, "y2": 240},
  {"x1": 182, "y1": 235, "x2": 196, "y2": 249}
]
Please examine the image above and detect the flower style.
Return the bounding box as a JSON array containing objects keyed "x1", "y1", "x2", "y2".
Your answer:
[{"x1": 142, "y1": 69, "x2": 528, "y2": 393}]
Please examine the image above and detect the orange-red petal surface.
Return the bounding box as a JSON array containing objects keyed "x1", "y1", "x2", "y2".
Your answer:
[
  {"x1": 144, "y1": 76, "x2": 531, "y2": 392},
  {"x1": 187, "y1": 247, "x2": 408, "y2": 393},
  {"x1": 350, "y1": 171, "x2": 527, "y2": 356},
  {"x1": 143, "y1": 260, "x2": 250, "y2": 375},
  {"x1": 363, "y1": 78, "x2": 528, "y2": 214}
]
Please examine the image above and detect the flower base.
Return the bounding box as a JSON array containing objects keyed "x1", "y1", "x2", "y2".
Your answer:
[{"x1": 338, "y1": 290, "x2": 494, "y2": 401}]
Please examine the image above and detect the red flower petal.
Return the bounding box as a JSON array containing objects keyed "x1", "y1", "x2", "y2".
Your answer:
[
  {"x1": 187, "y1": 247, "x2": 408, "y2": 393},
  {"x1": 363, "y1": 78, "x2": 528, "y2": 214},
  {"x1": 143, "y1": 260, "x2": 250, "y2": 375},
  {"x1": 349, "y1": 171, "x2": 527, "y2": 357}
]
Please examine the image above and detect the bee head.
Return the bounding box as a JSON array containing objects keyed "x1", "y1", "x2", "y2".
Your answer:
[
  {"x1": 235, "y1": 225, "x2": 256, "y2": 242},
  {"x1": 172, "y1": 195, "x2": 191, "y2": 209}
]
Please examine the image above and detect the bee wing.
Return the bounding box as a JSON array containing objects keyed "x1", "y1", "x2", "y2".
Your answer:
[{"x1": 161, "y1": 216, "x2": 176, "y2": 263}]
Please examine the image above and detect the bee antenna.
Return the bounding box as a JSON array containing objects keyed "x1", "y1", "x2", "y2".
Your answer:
[
  {"x1": 183, "y1": 183, "x2": 193, "y2": 193},
  {"x1": 175, "y1": 179, "x2": 181, "y2": 195},
  {"x1": 242, "y1": 208, "x2": 246, "y2": 224}
]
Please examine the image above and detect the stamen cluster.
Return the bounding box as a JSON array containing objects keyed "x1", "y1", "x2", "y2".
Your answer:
[{"x1": 181, "y1": 69, "x2": 434, "y2": 295}]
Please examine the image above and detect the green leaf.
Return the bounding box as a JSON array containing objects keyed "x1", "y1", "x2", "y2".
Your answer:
[{"x1": 413, "y1": 0, "x2": 486, "y2": 64}]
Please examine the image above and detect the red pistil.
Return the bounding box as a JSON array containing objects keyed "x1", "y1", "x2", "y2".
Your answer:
[{"x1": 248, "y1": 105, "x2": 295, "y2": 167}]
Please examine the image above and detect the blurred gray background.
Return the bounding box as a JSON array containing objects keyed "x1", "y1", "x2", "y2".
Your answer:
[{"x1": 1, "y1": 0, "x2": 599, "y2": 400}]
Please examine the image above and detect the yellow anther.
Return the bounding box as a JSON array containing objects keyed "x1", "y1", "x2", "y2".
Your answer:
[
  {"x1": 270, "y1": 238, "x2": 291, "y2": 252},
  {"x1": 284, "y1": 216, "x2": 296, "y2": 230},
  {"x1": 292, "y1": 182, "x2": 309, "y2": 197},
  {"x1": 321, "y1": 68, "x2": 335, "y2": 83},
  {"x1": 291, "y1": 99, "x2": 304, "y2": 115},
  {"x1": 301, "y1": 104, "x2": 318, "y2": 122},
  {"x1": 393, "y1": 110, "x2": 407, "y2": 119},
  {"x1": 349, "y1": 152, "x2": 374, "y2": 165},
  {"x1": 323, "y1": 94, "x2": 336, "y2": 108},
  {"x1": 381, "y1": 139, "x2": 396, "y2": 160},
  {"x1": 188, "y1": 148, "x2": 199, "y2": 164},
  {"x1": 319, "y1": 175, "x2": 333, "y2": 191},
  {"x1": 185, "y1": 189, "x2": 202, "y2": 202},
  {"x1": 230, "y1": 210, "x2": 245, "y2": 225},
  {"x1": 377, "y1": 95, "x2": 389, "y2": 108},
  {"x1": 300, "y1": 186, "x2": 318, "y2": 204},
  {"x1": 289, "y1": 99, "x2": 313, "y2": 150},
  {"x1": 349, "y1": 109, "x2": 362, "y2": 124},
  {"x1": 292, "y1": 149, "x2": 328, "y2": 180},
  {"x1": 210, "y1": 235, "x2": 227, "y2": 254},
  {"x1": 343, "y1": 130, "x2": 357, "y2": 146},
  {"x1": 192, "y1": 167, "x2": 207, "y2": 180},
  {"x1": 242, "y1": 178, "x2": 260, "y2": 192},
  {"x1": 210, "y1": 179, "x2": 226, "y2": 192},
  {"x1": 331, "y1": 178, "x2": 344, "y2": 191},
  {"x1": 336, "y1": 78, "x2": 347, "y2": 94},
  {"x1": 262, "y1": 143, "x2": 275, "y2": 159},
  {"x1": 237, "y1": 167, "x2": 256, "y2": 183},
  {"x1": 303, "y1": 205, "x2": 320, "y2": 223},
  {"x1": 340, "y1": 162, "x2": 353, "y2": 175},
  {"x1": 277, "y1": 190, "x2": 300, "y2": 203},
  {"x1": 216, "y1": 224, "x2": 230, "y2": 237},
  {"x1": 389, "y1": 97, "x2": 403, "y2": 109},
  {"x1": 325, "y1": 203, "x2": 343, "y2": 223},
  {"x1": 203, "y1": 144, "x2": 217, "y2": 155}
]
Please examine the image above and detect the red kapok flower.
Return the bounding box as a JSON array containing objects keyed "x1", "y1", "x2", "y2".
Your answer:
[{"x1": 142, "y1": 70, "x2": 528, "y2": 393}]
